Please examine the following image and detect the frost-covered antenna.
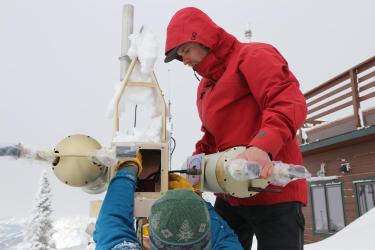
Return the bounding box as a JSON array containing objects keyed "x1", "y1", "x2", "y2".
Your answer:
[
  {"x1": 168, "y1": 70, "x2": 174, "y2": 135},
  {"x1": 167, "y1": 68, "x2": 172, "y2": 124},
  {"x1": 168, "y1": 101, "x2": 174, "y2": 135},
  {"x1": 244, "y1": 22, "x2": 252, "y2": 42}
]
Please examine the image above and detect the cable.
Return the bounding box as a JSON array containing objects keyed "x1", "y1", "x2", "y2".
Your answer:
[
  {"x1": 169, "y1": 169, "x2": 187, "y2": 174},
  {"x1": 134, "y1": 104, "x2": 138, "y2": 128},
  {"x1": 193, "y1": 70, "x2": 201, "y2": 82},
  {"x1": 169, "y1": 168, "x2": 202, "y2": 175},
  {"x1": 170, "y1": 137, "x2": 176, "y2": 157},
  {"x1": 145, "y1": 169, "x2": 161, "y2": 181}
]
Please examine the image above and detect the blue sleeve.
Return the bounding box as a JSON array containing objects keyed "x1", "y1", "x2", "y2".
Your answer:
[
  {"x1": 207, "y1": 202, "x2": 243, "y2": 250},
  {"x1": 94, "y1": 169, "x2": 141, "y2": 250}
]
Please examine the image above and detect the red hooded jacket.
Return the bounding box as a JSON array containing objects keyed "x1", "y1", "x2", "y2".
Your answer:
[{"x1": 165, "y1": 7, "x2": 308, "y2": 206}]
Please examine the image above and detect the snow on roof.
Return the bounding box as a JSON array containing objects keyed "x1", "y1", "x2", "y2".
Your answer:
[{"x1": 309, "y1": 176, "x2": 339, "y2": 182}]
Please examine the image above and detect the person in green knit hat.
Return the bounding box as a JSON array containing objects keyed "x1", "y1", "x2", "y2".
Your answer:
[
  {"x1": 149, "y1": 189, "x2": 211, "y2": 249},
  {"x1": 94, "y1": 163, "x2": 243, "y2": 250}
]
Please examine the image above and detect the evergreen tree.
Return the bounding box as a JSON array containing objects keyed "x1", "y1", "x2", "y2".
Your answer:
[{"x1": 22, "y1": 170, "x2": 55, "y2": 250}]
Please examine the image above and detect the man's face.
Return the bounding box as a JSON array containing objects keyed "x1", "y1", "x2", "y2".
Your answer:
[{"x1": 177, "y1": 42, "x2": 208, "y2": 67}]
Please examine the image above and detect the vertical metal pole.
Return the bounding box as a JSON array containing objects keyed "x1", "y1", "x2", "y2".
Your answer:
[
  {"x1": 244, "y1": 23, "x2": 252, "y2": 42},
  {"x1": 120, "y1": 4, "x2": 134, "y2": 81}
]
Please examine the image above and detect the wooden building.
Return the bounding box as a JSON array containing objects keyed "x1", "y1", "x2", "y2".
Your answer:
[{"x1": 298, "y1": 56, "x2": 375, "y2": 243}]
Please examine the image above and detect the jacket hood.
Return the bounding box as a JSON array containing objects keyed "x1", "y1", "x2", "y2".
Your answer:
[
  {"x1": 165, "y1": 7, "x2": 221, "y2": 54},
  {"x1": 165, "y1": 7, "x2": 237, "y2": 81}
]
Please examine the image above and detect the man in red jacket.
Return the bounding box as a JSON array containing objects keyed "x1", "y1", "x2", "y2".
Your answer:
[{"x1": 165, "y1": 7, "x2": 307, "y2": 250}]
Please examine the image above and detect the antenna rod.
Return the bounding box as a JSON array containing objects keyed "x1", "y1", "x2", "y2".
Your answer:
[
  {"x1": 244, "y1": 22, "x2": 252, "y2": 42},
  {"x1": 119, "y1": 4, "x2": 134, "y2": 81}
]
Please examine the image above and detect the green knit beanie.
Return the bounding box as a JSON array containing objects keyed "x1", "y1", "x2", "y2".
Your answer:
[{"x1": 149, "y1": 189, "x2": 211, "y2": 249}]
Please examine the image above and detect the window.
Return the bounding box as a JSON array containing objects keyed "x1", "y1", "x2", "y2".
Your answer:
[
  {"x1": 310, "y1": 182, "x2": 345, "y2": 233},
  {"x1": 354, "y1": 180, "x2": 375, "y2": 216}
]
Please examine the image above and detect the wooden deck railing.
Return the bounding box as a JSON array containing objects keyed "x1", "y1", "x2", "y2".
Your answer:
[{"x1": 304, "y1": 56, "x2": 375, "y2": 127}]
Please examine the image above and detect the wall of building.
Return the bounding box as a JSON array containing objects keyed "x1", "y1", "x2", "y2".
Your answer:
[{"x1": 302, "y1": 137, "x2": 375, "y2": 243}]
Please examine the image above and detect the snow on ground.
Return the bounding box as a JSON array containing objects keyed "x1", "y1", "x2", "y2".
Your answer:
[
  {"x1": 304, "y1": 207, "x2": 375, "y2": 250},
  {"x1": 0, "y1": 218, "x2": 25, "y2": 250},
  {"x1": 1, "y1": 207, "x2": 375, "y2": 249},
  {"x1": 0, "y1": 216, "x2": 95, "y2": 250},
  {"x1": 53, "y1": 216, "x2": 96, "y2": 249}
]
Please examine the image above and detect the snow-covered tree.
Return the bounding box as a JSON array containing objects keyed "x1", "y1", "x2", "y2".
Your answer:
[{"x1": 21, "y1": 170, "x2": 55, "y2": 250}]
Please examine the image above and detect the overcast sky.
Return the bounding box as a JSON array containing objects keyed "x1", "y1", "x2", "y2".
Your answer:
[{"x1": 0, "y1": 0, "x2": 374, "y2": 219}]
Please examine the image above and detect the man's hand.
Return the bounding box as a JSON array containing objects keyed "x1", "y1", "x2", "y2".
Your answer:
[{"x1": 235, "y1": 146, "x2": 273, "y2": 179}]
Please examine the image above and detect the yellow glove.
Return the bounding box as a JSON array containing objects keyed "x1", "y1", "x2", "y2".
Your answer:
[
  {"x1": 114, "y1": 152, "x2": 143, "y2": 176},
  {"x1": 168, "y1": 173, "x2": 194, "y2": 191}
]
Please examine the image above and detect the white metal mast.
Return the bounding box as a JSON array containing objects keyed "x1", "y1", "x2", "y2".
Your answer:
[{"x1": 244, "y1": 22, "x2": 252, "y2": 42}]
